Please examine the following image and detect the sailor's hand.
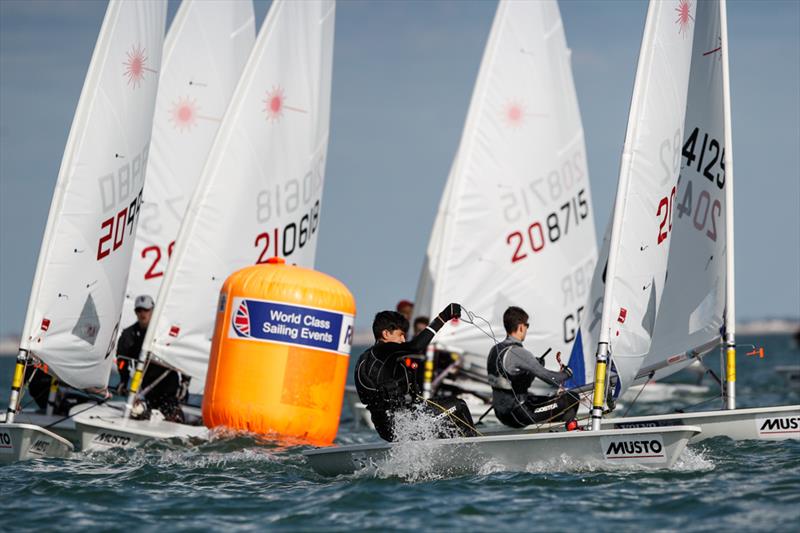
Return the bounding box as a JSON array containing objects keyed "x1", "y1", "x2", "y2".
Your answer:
[{"x1": 439, "y1": 303, "x2": 461, "y2": 322}]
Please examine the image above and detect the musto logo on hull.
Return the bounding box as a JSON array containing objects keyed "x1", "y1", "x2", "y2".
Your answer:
[
  {"x1": 92, "y1": 432, "x2": 132, "y2": 447},
  {"x1": 28, "y1": 439, "x2": 51, "y2": 456},
  {"x1": 0, "y1": 431, "x2": 13, "y2": 454},
  {"x1": 600, "y1": 435, "x2": 667, "y2": 464},
  {"x1": 228, "y1": 297, "x2": 354, "y2": 355},
  {"x1": 756, "y1": 416, "x2": 800, "y2": 438}
]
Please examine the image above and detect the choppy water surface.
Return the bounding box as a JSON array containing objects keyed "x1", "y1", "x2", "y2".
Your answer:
[{"x1": 1, "y1": 334, "x2": 798, "y2": 531}]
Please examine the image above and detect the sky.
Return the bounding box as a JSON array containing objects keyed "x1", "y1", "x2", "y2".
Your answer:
[{"x1": 0, "y1": 0, "x2": 798, "y2": 338}]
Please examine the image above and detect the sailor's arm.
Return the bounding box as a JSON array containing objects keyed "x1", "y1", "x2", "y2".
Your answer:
[
  {"x1": 402, "y1": 303, "x2": 461, "y2": 355},
  {"x1": 510, "y1": 346, "x2": 572, "y2": 387}
]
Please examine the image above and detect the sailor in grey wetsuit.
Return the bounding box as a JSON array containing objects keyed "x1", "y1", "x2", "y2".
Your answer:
[{"x1": 487, "y1": 306, "x2": 579, "y2": 428}]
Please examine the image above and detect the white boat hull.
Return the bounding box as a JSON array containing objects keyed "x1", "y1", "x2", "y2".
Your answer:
[
  {"x1": 0, "y1": 410, "x2": 78, "y2": 445},
  {"x1": 604, "y1": 405, "x2": 800, "y2": 442},
  {"x1": 72, "y1": 402, "x2": 208, "y2": 451},
  {"x1": 0, "y1": 423, "x2": 74, "y2": 464},
  {"x1": 304, "y1": 426, "x2": 700, "y2": 477},
  {"x1": 485, "y1": 405, "x2": 800, "y2": 443}
]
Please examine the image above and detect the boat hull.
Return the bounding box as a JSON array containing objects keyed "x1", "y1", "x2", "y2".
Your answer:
[
  {"x1": 304, "y1": 426, "x2": 700, "y2": 477},
  {"x1": 604, "y1": 405, "x2": 800, "y2": 441},
  {"x1": 72, "y1": 402, "x2": 209, "y2": 451},
  {"x1": 0, "y1": 423, "x2": 74, "y2": 464},
  {"x1": 0, "y1": 410, "x2": 78, "y2": 445}
]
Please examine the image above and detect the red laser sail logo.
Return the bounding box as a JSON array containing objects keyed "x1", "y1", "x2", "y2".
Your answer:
[
  {"x1": 169, "y1": 95, "x2": 222, "y2": 132},
  {"x1": 170, "y1": 97, "x2": 198, "y2": 131},
  {"x1": 123, "y1": 44, "x2": 157, "y2": 88},
  {"x1": 263, "y1": 86, "x2": 306, "y2": 122},
  {"x1": 675, "y1": 0, "x2": 694, "y2": 37}
]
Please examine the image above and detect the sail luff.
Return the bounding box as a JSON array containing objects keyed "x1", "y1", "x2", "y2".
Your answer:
[
  {"x1": 589, "y1": 0, "x2": 697, "y2": 428},
  {"x1": 17, "y1": 0, "x2": 166, "y2": 391},
  {"x1": 719, "y1": 0, "x2": 737, "y2": 409},
  {"x1": 594, "y1": 3, "x2": 658, "y2": 353},
  {"x1": 18, "y1": 1, "x2": 124, "y2": 355},
  {"x1": 427, "y1": 2, "x2": 508, "y2": 317}
]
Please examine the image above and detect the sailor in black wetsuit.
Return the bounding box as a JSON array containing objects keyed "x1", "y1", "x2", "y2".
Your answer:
[
  {"x1": 117, "y1": 295, "x2": 186, "y2": 422},
  {"x1": 487, "y1": 306, "x2": 579, "y2": 428},
  {"x1": 355, "y1": 303, "x2": 476, "y2": 442}
]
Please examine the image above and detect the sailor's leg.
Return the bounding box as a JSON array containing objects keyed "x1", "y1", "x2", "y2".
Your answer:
[
  {"x1": 368, "y1": 408, "x2": 395, "y2": 442},
  {"x1": 426, "y1": 396, "x2": 478, "y2": 438}
]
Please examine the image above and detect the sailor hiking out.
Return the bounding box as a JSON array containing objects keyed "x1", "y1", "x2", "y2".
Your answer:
[
  {"x1": 488, "y1": 306, "x2": 579, "y2": 429},
  {"x1": 355, "y1": 303, "x2": 477, "y2": 441}
]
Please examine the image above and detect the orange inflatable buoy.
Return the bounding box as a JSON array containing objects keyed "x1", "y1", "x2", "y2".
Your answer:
[{"x1": 202, "y1": 258, "x2": 356, "y2": 445}]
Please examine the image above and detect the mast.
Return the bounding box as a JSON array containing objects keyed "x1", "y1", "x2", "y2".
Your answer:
[
  {"x1": 589, "y1": 4, "x2": 658, "y2": 432},
  {"x1": 720, "y1": 0, "x2": 736, "y2": 410}
]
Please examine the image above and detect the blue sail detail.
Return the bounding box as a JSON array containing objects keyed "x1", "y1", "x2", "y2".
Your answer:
[{"x1": 564, "y1": 329, "x2": 585, "y2": 389}]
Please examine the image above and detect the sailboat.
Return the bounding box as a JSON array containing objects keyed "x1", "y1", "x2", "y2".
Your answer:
[
  {"x1": 0, "y1": 0, "x2": 166, "y2": 464},
  {"x1": 345, "y1": 0, "x2": 600, "y2": 429},
  {"x1": 120, "y1": 0, "x2": 255, "y2": 331},
  {"x1": 413, "y1": 0, "x2": 598, "y2": 395},
  {"x1": 305, "y1": 0, "x2": 702, "y2": 475},
  {"x1": 565, "y1": 0, "x2": 799, "y2": 441},
  {"x1": 73, "y1": 0, "x2": 337, "y2": 451}
]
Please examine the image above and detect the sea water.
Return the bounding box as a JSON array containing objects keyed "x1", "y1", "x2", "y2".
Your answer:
[{"x1": 0, "y1": 334, "x2": 797, "y2": 531}]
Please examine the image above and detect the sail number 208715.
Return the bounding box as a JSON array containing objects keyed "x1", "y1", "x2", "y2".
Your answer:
[{"x1": 506, "y1": 189, "x2": 589, "y2": 263}]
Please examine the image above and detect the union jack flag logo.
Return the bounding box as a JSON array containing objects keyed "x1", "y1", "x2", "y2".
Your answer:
[{"x1": 233, "y1": 300, "x2": 251, "y2": 337}]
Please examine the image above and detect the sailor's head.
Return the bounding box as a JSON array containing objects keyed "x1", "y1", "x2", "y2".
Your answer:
[
  {"x1": 373, "y1": 310, "x2": 409, "y2": 344},
  {"x1": 134, "y1": 294, "x2": 155, "y2": 328},
  {"x1": 503, "y1": 306, "x2": 529, "y2": 341},
  {"x1": 413, "y1": 316, "x2": 429, "y2": 336},
  {"x1": 395, "y1": 300, "x2": 414, "y2": 321}
]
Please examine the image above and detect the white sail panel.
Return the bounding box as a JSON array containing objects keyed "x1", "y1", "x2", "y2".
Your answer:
[
  {"x1": 593, "y1": 0, "x2": 697, "y2": 395},
  {"x1": 644, "y1": 0, "x2": 728, "y2": 378},
  {"x1": 20, "y1": 0, "x2": 166, "y2": 390},
  {"x1": 415, "y1": 0, "x2": 597, "y2": 365},
  {"x1": 145, "y1": 0, "x2": 335, "y2": 385},
  {"x1": 121, "y1": 0, "x2": 256, "y2": 329}
]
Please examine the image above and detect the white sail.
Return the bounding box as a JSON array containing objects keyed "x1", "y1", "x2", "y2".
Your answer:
[
  {"x1": 569, "y1": 1, "x2": 727, "y2": 392},
  {"x1": 143, "y1": 0, "x2": 335, "y2": 386},
  {"x1": 121, "y1": 0, "x2": 256, "y2": 329},
  {"x1": 643, "y1": 0, "x2": 728, "y2": 378},
  {"x1": 414, "y1": 0, "x2": 597, "y2": 365},
  {"x1": 18, "y1": 0, "x2": 166, "y2": 390},
  {"x1": 579, "y1": 0, "x2": 697, "y2": 397}
]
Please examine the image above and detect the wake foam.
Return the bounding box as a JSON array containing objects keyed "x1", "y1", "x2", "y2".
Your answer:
[{"x1": 671, "y1": 445, "x2": 715, "y2": 472}]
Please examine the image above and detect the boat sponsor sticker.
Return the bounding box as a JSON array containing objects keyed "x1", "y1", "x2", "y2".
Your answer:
[
  {"x1": 613, "y1": 418, "x2": 682, "y2": 430},
  {"x1": 0, "y1": 431, "x2": 13, "y2": 454},
  {"x1": 756, "y1": 416, "x2": 800, "y2": 439},
  {"x1": 92, "y1": 432, "x2": 132, "y2": 448},
  {"x1": 600, "y1": 435, "x2": 667, "y2": 464},
  {"x1": 28, "y1": 438, "x2": 51, "y2": 456},
  {"x1": 228, "y1": 297, "x2": 354, "y2": 355}
]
